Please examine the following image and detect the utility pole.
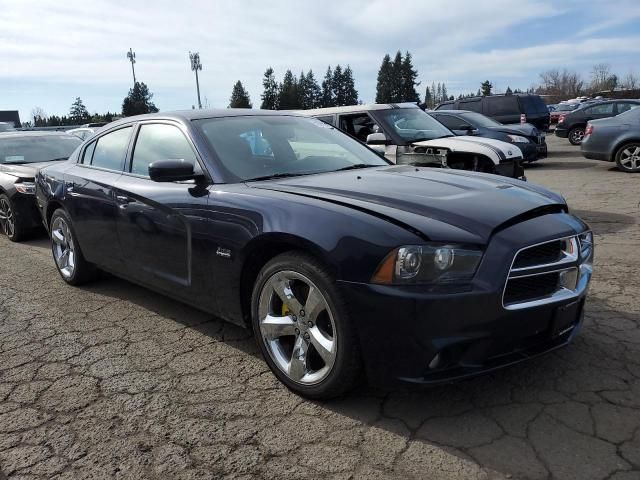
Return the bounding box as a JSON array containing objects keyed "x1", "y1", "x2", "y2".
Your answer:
[
  {"x1": 126, "y1": 48, "x2": 137, "y2": 85},
  {"x1": 189, "y1": 52, "x2": 203, "y2": 109}
]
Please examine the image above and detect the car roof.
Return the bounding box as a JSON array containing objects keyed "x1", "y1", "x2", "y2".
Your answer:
[
  {"x1": 298, "y1": 103, "x2": 420, "y2": 116},
  {"x1": 0, "y1": 131, "x2": 77, "y2": 139}
]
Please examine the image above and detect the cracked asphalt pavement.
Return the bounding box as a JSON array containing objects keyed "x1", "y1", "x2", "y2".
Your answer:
[{"x1": 1, "y1": 136, "x2": 639, "y2": 479}]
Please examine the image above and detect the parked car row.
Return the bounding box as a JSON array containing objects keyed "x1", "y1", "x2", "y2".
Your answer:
[{"x1": 1, "y1": 109, "x2": 593, "y2": 399}]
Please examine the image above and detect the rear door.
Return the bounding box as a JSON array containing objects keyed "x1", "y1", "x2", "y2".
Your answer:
[
  {"x1": 64, "y1": 126, "x2": 133, "y2": 270},
  {"x1": 113, "y1": 121, "x2": 213, "y2": 306},
  {"x1": 486, "y1": 96, "x2": 520, "y2": 124},
  {"x1": 583, "y1": 103, "x2": 616, "y2": 122}
]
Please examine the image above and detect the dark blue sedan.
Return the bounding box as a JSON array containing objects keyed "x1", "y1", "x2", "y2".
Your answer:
[{"x1": 35, "y1": 110, "x2": 592, "y2": 398}]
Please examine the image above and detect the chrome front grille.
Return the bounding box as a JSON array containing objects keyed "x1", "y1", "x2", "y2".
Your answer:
[{"x1": 503, "y1": 234, "x2": 593, "y2": 310}]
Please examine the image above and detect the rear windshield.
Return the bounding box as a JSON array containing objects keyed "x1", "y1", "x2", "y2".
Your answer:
[
  {"x1": 0, "y1": 135, "x2": 82, "y2": 164},
  {"x1": 520, "y1": 96, "x2": 548, "y2": 114},
  {"x1": 459, "y1": 112, "x2": 502, "y2": 127},
  {"x1": 375, "y1": 108, "x2": 453, "y2": 143}
]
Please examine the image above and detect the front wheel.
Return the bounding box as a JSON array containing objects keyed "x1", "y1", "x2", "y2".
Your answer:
[
  {"x1": 568, "y1": 127, "x2": 585, "y2": 145},
  {"x1": 615, "y1": 143, "x2": 640, "y2": 173},
  {"x1": 50, "y1": 209, "x2": 96, "y2": 285},
  {"x1": 0, "y1": 194, "x2": 25, "y2": 242},
  {"x1": 251, "y1": 252, "x2": 362, "y2": 399}
]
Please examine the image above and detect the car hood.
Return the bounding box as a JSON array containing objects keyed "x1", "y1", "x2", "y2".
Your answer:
[
  {"x1": 0, "y1": 160, "x2": 63, "y2": 178},
  {"x1": 488, "y1": 123, "x2": 539, "y2": 137},
  {"x1": 250, "y1": 165, "x2": 566, "y2": 243},
  {"x1": 412, "y1": 136, "x2": 523, "y2": 163}
]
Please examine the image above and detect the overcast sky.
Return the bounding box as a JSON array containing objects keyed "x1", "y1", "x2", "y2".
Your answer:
[{"x1": 2, "y1": 0, "x2": 640, "y2": 122}]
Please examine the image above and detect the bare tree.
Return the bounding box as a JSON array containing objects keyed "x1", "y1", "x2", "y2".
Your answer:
[
  {"x1": 623, "y1": 70, "x2": 639, "y2": 90},
  {"x1": 31, "y1": 106, "x2": 47, "y2": 123},
  {"x1": 590, "y1": 63, "x2": 617, "y2": 92},
  {"x1": 538, "y1": 69, "x2": 584, "y2": 96}
]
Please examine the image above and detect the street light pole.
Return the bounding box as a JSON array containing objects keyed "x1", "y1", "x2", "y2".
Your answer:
[
  {"x1": 189, "y1": 52, "x2": 203, "y2": 109},
  {"x1": 126, "y1": 48, "x2": 137, "y2": 85}
]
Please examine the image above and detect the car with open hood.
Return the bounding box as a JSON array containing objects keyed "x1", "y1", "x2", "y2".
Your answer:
[
  {"x1": 0, "y1": 131, "x2": 82, "y2": 241},
  {"x1": 301, "y1": 103, "x2": 525, "y2": 179},
  {"x1": 35, "y1": 110, "x2": 593, "y2": 399}
]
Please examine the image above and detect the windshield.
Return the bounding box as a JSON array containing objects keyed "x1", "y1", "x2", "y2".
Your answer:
[
  {"x1": 0, "y1": 135, "x2": 82, "y2": 164},
  {"x1": 375, "y1": 109, "x2": 452, "y2": 143},
  {"x1": 195, "y1": 115, "x2": 389, "y2": 182},
  {"x1": 459, "y1": 112, "x2": 502, "y2": 128}
]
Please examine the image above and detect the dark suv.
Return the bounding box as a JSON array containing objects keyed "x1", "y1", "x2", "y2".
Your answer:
[
  {"x1": 555, "y1": 100, "x2": 640, "y2": 145},
  {"x1": 435, "y1": 94, "x2": 550, "y2": 131}
]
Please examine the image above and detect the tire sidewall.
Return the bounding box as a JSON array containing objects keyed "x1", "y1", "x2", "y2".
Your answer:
[
  {"x1": 615, "y1": 143, "x2": 640, "y2": 173},
  {"x1": 250, "y1": 253, "x2": 359, "y2": 399},
  {"x1": 49, "y1": 208, "x2": 91, "y2": 285}
]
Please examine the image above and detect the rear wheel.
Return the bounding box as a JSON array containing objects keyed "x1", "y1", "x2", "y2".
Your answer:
[
  {"x1": 251, "y1": 252, "x2": 361, "y2": 399},
  {"x1": 615, "y1": 143, "x2": 640, "y2": 173},
  {"x1": 0, "y1": 194, "x2": 24, "y2": 242},
  {"x1": 50, "y1": 209, "x2": 96, "y2": 285},
  {"x1": 568, "y1": 126, "x2": 585, "y2": 145}
]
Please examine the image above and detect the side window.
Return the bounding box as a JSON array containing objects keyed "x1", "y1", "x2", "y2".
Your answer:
[
  {"x1": 459, "y1": 99, "x2": 482, "y2": 113},
  {"x1": 91, "y1": 127, "x2": 132, "y2": 171},
  {"x1": 487, "y1": 96, "x2": 518, "y2": 116},
  {"x1": 586, "y1": 103, "x2": 614, "y2": 115},
  {"x1": 433, "y1": 114, "x2": 464, "y2": 130},
  {"x1": 131, "y1": 124, "x2": 198, "y2": 176},
  {"x1": 616, "y1": 102, "x2": 639, "y2": 114},
  {"x1": 81, "y1": 141, "x2": 96, "y2": 164},
  {"x1": 314, "y1": 115, "x2": 334, "y2": 125},
  {"x1": 338, "y1": 113, "x2": 381, "y2": 142}
]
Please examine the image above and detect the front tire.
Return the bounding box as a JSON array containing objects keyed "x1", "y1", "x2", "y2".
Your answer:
[
  {"x1": 251, "y1": 252, "x2": 362, "y2": 399},
  {"x1": 568, "y1": 126, "x2": 585, "y2": 145},
  {"x1": 615, "y1": 143, "x2": 640, "y2": 173},
  {"x1": 49, "y1": 208, "x2": 96, "y2": 285},
  {"x1": 0, "y1": 194, "x2": 25, "y2": 242}
]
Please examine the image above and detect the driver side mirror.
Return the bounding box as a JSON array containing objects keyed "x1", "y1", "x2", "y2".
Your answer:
[
  {"x1": 458, "y1": 124, "x2": 475, "y2": 132},
  {"x1": 149, "y1": 159, "x2": 198, "y2": 182},
  {"x1": 366, "y1": 132, "x2": 388, "y2": 145}
]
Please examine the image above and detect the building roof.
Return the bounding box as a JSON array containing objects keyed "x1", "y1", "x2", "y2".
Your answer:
[{"x1": 0, "y1": 111, "x2": 21, "y2": 128}]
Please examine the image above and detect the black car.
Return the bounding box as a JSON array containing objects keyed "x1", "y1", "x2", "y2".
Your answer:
[
  {"x1": 0, "y1": 131, "x2": 81, "y2": 241},
  {"x1": 581, "y1": 106, "x2": 640, "y2": 172},
  {"x1": 555, "y1": 100, "x2": 640, "y2": 145},
  {"x1": 435, "y1": 94, "x2": 550, "y2": 131},
  {"x1": 430, "y1": 110, "x2": 547, "y2": 162},
  {"x1": 35, "y1": 110, "x2": 593, "y2": 399}
]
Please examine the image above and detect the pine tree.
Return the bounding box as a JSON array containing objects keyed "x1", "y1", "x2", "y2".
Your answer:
[
  {"x1": 305, "y1": 70, "x2": 322, "y2": 109},
  {"x1": 278, "y1": 70, "x2": 300, "y2": 109},
  {"x1": 69, "y1": 97, "x2": 89, "y2": 123},
  {"x1": 122, "y1": 82, "x2": 159, "y2": 116},
  {"x1": 480, "y1": 80, "x2": 493, "y2": 96},
  {"x1": 321, "y1": 66, "x2": 334, "y2": 107},
  {"x1": 390, "y1": 51, "x2": 403, "y2": 102},
  {"x1": 375, "y1": 54, "x2": 393, "y2": 103},
  {"x1": 436, "y1": 83, "x2": 442, "y2": 104},
  {"x1": 424, "y1": 87, "x2": 432, "y2": 108},
  {"x1": 505, "y1": 86, "x2": 513, "y2": 95},
  {"x1": 476, "y1": 88, "x2": 482, "y2": 96},
  {"x1": 440, "y1": 83, "x2": 448, "y2": 103},
  {"x1": 260, "y1": 67, "x2": 279, "y2": 110},
  {"x1": 342, "y1": 65, "x2": 359, "y2": 105},
  {"x1": 297, "y1": 70, "x2": 309, "y2": 109},
  {"x1": 400, "y1": 51, "x2": 420, "y2": 102},
  {"x1": 228, "y1": 81, "x2": 252, "y2": 108},
  {"x1": 332, "y1": 65, "x2": 344, "y2": 105}
]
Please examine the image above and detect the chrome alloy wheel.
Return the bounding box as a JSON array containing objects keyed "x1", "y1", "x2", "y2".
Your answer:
[
  {"x1": 570, "y1": 128, "x2": 584, "y2": 144},
  {"x1": 258, "y1": 271, "x2": 337, "y2": 385},
  {"x1": 51, "y1": 217, "x2": 76, "y2": 278},
  {"x1": 619, "y1": 145, "x2": 640, "y2": 171},
  {"x1": 0, "y1": 198, "x2": 14, "y2": 237}
]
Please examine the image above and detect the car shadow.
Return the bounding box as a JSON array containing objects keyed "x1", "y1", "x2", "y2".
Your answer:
[
  {"x1": 525, "y1": 160, "x2": 597, "y2": 170},
  {"x1": 72, "y1": 272, "x2": 636, "y2": 478},
  {"x1": 571, "y1": 209, "x2": 637, "y2": 235}
]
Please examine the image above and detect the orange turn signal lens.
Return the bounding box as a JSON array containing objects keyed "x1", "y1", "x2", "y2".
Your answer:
[{"x1": 371, "y1": 249, "x2": 398, "y2": 284}]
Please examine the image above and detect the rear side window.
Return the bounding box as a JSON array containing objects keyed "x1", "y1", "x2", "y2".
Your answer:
[
  {"x1": 91, "y1": 127, "x2": 132, "y2": 171},
  {"x1": 314, "y1": 115, "x2": 334, "y2": 125},
  {"x1": 585, "y1": 103, "x2": 615, "y2": 115},
  {"x1": 459, "y1": 99, "x2": 482, "y2": 113},
  {"x1": 519, "y1": 95, "x2": 548, "y2": 114},
  {"x1": 487, "y1": 96, "x2": 519, "y2": 116},
  {"x1": 616, "y1": 102, "x2": 639, "y2": 114},
  {"x1": 433, "y1": 114, "x2": 465, "y2": 130},
  {"x1": 435, "y1": 102, "x2": 455, "y2": 110},
  {"x1": 81, "y1": 141, "x2": 96, "y2": 164},
  {"x1": 131, "y1": 124, "x2": 197, "y2": 176}
]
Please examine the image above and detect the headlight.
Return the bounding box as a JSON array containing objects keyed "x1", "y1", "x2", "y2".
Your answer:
[
  {"x1": 507, "y1": 135, "x2": 530, "y2": 143},
  {"x1": 15, "y1": 181, "x2": 36, "y2": 195},
  {"x1": 372, "y1": 244, "x2": 483, "y2": 285},
  {"x1": 578, "y1": 231, "x2": 593, "y2": 264}
]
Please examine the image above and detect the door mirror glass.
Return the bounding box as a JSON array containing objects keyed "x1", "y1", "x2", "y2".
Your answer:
[
  {"x1": 148, "y1": 159, "x2": 196, "y2": 182},
  {"x1": 366, "y1": 132, "x2": 387, "y2": 145}
]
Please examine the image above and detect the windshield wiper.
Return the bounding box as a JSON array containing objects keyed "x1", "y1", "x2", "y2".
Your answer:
[
  {"x1": 333, "y1": 164, "x2": 378, "y2": 172},
  {"x1": 245, "y1": 172, "x2": 314, "y2": 182}
]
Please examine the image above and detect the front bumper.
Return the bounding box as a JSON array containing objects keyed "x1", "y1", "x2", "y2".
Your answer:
[
  {"x1": 519, "y1": 142, "x2": 547, "y2": 162},
  {"x1": 555, "y1": 126, "x2": 569, "y2": 138},
  {"x1": 495, "y1": 160, "x2": 526, "y2": 180},
  {"x1": 10, "y1": 193, "x2": 43, "y2": 230},
  {"x1": 339, "y1": 213, "x2": 591, "y2": 387}
]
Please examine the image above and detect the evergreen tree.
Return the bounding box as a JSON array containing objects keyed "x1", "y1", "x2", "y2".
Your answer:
[
  {"x1": 440, "y1": 83, "x2": 448, "y2": 103},
  {"x1": 228, "y1": 81, "x2": 252, "y2": 108},
  {"x1": 321, "y1": 66, "x2": 334, "y2": 107},
  {"x1": 476, "y1": 88, "x2": 482, "y2": 96},
  {"x1": 69, "y1": 97, "x2": 89, "y2": 123},
  {"x1": 375, "y1": 54, "x2": 393, "y2": 103},
  {"x1": 424, "y1": 87, "x2": 433, "y2": 108},
  {"x1": 400, "y1": 51, "x2": 420, "y2": 102},
  {"x1": 436, "y1": 83, "x2": 442, "y2": 104},
  {"x1": 260, "y1": 67, "x2": 279, "y2": 110},
  {"x1": 390, "y1": 51, "x2": 403, "y2": 102},
  {"x1": 305, "y1": 70, "x2": 322, "y2": 109},
  {"x1": 505, "y1": 86, "x2": 513, "y2": 95},
  {"x1": 297, "y1": 70, "x2": 309, "y2": 109},
  {"x1": 480, "y1": 80, "x2": 493, "y2": 96},
  {"x1": 278, "y1": 70, "x2": 300, "y2": 109},
  {"x1": 122, "y1": 82, "x2": 158, "y2": 116},
  {"x1": 341, "y1": 66, "x2": 359, "y2": 105},
  {"x1": 332, "y1": 65, "x2": 344, "y2": 105}
]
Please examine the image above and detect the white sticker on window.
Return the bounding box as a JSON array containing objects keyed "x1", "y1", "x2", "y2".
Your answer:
[{"x1": 5, "y1": 155, "x2": 24, "y2": 162}]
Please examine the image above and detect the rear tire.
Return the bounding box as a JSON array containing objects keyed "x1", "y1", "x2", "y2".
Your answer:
[
  {"x1": 251, "y1": 251, "x2": 362, "y2": 399},
  {"x1": 49, "y1": 208, "x2": 96, "y2": 285},
  {"x1": 0, "y1": 194, "x2": 25, "y2": 242},
  {"x1": 614, "y1": 142, "x2": 640, "y2": 173},
  {"x1": 568, "y1": 127, "x2": 585, "y2": 145}
]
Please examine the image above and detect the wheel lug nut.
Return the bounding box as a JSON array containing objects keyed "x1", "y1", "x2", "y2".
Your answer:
[
  {"x1": 303, "y1": 332, "x2": 310, "y2": 340},
  {"x1": 295, "y1": 328, "x2": 300, "y2": 335},
  {"x1": 300, "y1": 309, "x2": 305, "y2": 317},
  {"x1": 291, "y1": 315, "x2": 297, "y2": 321},
  {"x1": 307, "y1": 321, "x2": 313, "y2": 327}
]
